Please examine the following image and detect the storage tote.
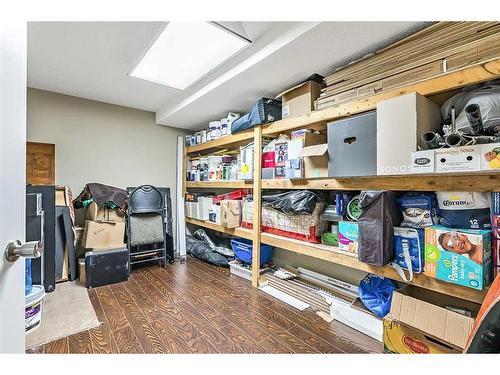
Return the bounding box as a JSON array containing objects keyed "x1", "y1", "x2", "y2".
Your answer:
[{"x1": 230, "y1": 238, "x2": 273, "y2": 266}]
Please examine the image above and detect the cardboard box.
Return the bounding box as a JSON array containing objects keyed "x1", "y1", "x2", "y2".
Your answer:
[
  {"x1": 411, "y1": 149, "x2": 435, "y2": 174},
  {"x1": 198, "y1": 196, "x2": 212, "y2": 221},
  {"x1": 299, "y1": 144, "x2": 328, "y2": 178},
  {"x1": 285, "y1": 131, "x2": 327, "y2": 179},
  {"x1": 424, "y1": 225, "x2": 492, "y2": 290},
  {"x1": 377, "y1": 92, "x2": 441, "y2": 175},
  {"x1": 240, "y1": 143, "x2": 254, "y2": 180},
  {"x1": 278, "y1": 80, "x2": 322, "y2": 119},
  {"x1": 479, "y1": 142, "x2": 500, "y2": 171},
  {"x1": 338, "y1": 221, "x2": 359, "y2": 254},
  {"x1": 185, "y1": 201, "x2": 198, "y2": 219},
  {"x1": 220, "y1": 200, "x2": 241, "y2": 228},
  {"x1": 78, "y1": 258, "x2": 86, "y2": 286},
  {"x1": 81, "y1": 220, "x2": 126, "y2": 249},
  {"x1": 290, "y1": 129, "x2": 326, "y2": 144},
  {"x1": 274, "y1": 140, "x2": 288, "y2": 179},
  {"x1": 435, "y1": 146, "x2": 480, "y2": 173},
  {"x1": 262, "y1": 151, "x2": 276, "y2": 168},
  {"x1": 55, "y1": 186, "x2": 71, "y2": 206},
  {"x1": 86, "y1": 201, "x2": 125, "y2": 222},
  {"x1": 383, "y1": 319, "x2": 461, "y2": 354},
  {"x1": 328, "y1": 112, "x2": 377, "y2": 177},
  {"x1": 209, "y1": 204, "x2": 221, "y2": 225},
  {"x1": 284, "y1": 159, "x2": 302, "y2": 179},
  {"x1": 388, "y1": 286, "x2": 480, "y2": 349},
  {"x1": 262, "y1": 167, "x2": 275, "y2": 180}
]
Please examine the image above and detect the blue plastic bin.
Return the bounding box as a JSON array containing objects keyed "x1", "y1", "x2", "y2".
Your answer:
[{"x1": 230, "y1": 238, "x2": 273, "y2": 266}]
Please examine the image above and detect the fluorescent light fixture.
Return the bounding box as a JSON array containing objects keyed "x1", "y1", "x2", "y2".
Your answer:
[{"x1": 130, "y1": 22, "x2": 250, "y2": 90}]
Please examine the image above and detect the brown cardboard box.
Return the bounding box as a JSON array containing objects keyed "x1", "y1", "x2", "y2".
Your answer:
[
  {"x1": 220, "y1": 200, "x2": 241, "y2": 228},
  {"x1": 278, "y1": 81, "x2": 322, "y2": 118},
  {"x1": 55, "y1": 186, "x2": 71, "y2": 206},
  {"x1": 81, "y1": 220, "x2": 126, "y2": 249},
  {"x1": 383, "y1": 318, "x2": 461, "y2": 354},
  {"x1": 286, "y1": 130, "x2": 327, "y2": 179},
  {"x1": 388, "y1": 286, "x2": 480, "y2": 349},
  {"x1": 299, "y1": 144, "x2": 328, "y2": 178},
  {"x1": 78, "y1": 258, "x2": 86, "y2": 286},
  {"x1": 86, "y1": 201, "x2": 125, "y2": 222}
]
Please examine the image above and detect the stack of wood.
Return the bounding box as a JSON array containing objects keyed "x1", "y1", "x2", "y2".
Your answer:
[{"x1": 316, "y1": 22, "x2": 500, "y2": 110}]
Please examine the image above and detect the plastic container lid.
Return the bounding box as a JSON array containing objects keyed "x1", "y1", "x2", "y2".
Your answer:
[
  {"x1": 209, "y1": 121, "x2": 221, "y2": 128},
  {"x1": 25, "y1": 285, "x2": 45, "y2": 306}
]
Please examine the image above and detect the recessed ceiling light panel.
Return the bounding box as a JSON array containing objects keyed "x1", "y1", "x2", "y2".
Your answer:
[{"x1": 130, "y1": 22, "x2": 250, "y2": 90}]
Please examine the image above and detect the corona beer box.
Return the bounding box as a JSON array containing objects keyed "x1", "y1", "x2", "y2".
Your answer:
[
  {"x1": 424, "y1": 225, "x2": 492, "y2": 290},
  {"x1": 383, "y1": 319, "x2": 462, "y2": 354}
]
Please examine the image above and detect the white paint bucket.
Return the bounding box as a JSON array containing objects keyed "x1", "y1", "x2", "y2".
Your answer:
[{"x1": 25, "y1": 285, "x2": 45, "y2": 334}]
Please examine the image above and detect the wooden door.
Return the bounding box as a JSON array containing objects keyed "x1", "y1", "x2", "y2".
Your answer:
[{"x1": 26, "y1": 142, "x2": 55, "y2": 185}]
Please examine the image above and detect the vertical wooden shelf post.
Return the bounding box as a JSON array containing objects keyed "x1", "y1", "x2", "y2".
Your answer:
[{"x1": 251, "y1": 125, "x2": 263, "y2": 287}]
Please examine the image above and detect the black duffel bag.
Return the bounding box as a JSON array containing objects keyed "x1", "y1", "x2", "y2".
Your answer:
[{"x1": 231, "y1": 98, "x2": 282, "y2": 134}]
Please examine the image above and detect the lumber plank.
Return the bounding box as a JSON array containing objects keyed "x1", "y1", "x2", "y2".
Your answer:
[{"x1": 252, "y1": 125, "x2": 263, "y2": 287}]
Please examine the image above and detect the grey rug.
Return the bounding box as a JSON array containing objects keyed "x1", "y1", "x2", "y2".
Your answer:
[{"x1": 26, "y1": 281, "x2": 99, "y2": 349}]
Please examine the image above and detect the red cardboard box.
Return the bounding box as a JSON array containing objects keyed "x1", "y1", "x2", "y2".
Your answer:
[{"x1": 262, "y1": 151, "x2": 276, "y2": 168}]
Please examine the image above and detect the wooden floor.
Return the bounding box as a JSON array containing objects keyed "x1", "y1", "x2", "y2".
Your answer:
[{"x1": 27, "y1": 257, "x2": 383, "y2": 354}]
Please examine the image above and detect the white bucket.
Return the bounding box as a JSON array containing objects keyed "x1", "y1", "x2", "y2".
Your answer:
[{"x1": 25, "y1": 285, "x2": 45, "y2": 334}]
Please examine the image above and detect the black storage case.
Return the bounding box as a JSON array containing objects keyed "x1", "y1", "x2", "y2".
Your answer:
[
  {"x1": 26, "y1": 185, "x2": 56, "y2": 293},
  {"x1": 85, "y1": 247, "x2": 129, "y2": 288},
  {"x1": 230, "y1": 98, "x2": 282, "y2": 134}
]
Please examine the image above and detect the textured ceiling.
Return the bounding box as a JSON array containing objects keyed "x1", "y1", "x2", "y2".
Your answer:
[{"x1": 28, "y1": 21, "x2": 429, "y2": 130}]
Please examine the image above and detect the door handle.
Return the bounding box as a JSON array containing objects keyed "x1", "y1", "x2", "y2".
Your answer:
[{"x1": 4, "y1": 240, "x2": 44, "y2": 262}]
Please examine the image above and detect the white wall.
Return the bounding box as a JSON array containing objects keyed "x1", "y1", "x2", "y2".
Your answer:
[{"x1": 27, "y1": 88, "x2": 187, "y2": 231}]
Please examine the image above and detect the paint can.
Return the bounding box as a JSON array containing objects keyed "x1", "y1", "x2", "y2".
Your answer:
[{"x1": 25, "y1": 285, "x2": 45, "y2": 334}]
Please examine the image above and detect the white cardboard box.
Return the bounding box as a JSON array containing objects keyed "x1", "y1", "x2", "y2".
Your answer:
[
  {"x1": 435, "y1": 145, "x2": 480, "y2": 173},
  {"x1": 198, "y1": 197, "x2": 212, "y2": 221},
  {"x1": 377, "y1": 92, "x2": 441, "y2": 175},
  {"x1": 411, "y1": 149, "x2": 435, "y2": 174},
  {"x1": 240, "y1": 144, "x2": 253, "y2": 180},
  {"x1": 479, "y1": 142, "x2": 500, "y2": 171}
]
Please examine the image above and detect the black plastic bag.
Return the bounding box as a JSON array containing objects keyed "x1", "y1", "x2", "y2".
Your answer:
[
  {"x1": 185, "y1": 235, "x2": 230, "y2": 267},
  {"x1": 193, "y1": 229, "x2": 234, "y2": 258},
  {"x1": 262, "y1": 190, "x2": 321, "y2": 215},
  {"x1": 358, "y1": 191, "x2": 402, "y2": 266}
]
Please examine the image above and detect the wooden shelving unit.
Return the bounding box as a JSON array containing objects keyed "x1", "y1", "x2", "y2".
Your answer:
[
  {"x1": 186, "y1": 180, "x2": 253, "y2": 189},
  {"x1": 184, "y1": 58, "x2": 500, "y2": 303},
  {"x1": 187, "y1": 173, "x2": 500, "y2": 192},
  {"x1": 185, "y1": 218, "x2": 486, "y2": 304}
]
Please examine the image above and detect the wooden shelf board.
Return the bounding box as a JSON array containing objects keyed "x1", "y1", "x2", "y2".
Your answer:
[
  {"x1": 262, "y1": 59, "x2": 500, "y2": 136},
  {"x1": 261, "y1": 172, "x2": 500, "y2": 192},
  {"x1": 184, "y1": 217, "x2": 486, "y2": 303},
  {"x1": 186, "y1": 129, "x2": 255, "y2": 154},
  {"x1": 184, "y1": 59, "x2": 500, "y2": 155},
  {"x1": 185, "y1": 217, "x2": 252, "y2": 239},
  {"x1": 186, "y1": 180, "x2": 253, "y2": 189}
]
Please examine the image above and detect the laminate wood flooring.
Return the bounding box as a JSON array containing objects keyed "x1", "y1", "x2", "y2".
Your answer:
[{"x1": 26, "y1": 257, "x2": 383, "y2": 354}]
